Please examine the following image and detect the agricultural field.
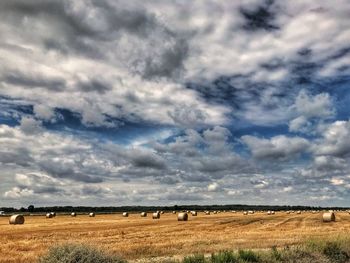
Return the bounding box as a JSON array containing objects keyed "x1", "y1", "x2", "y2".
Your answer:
[{"x1": 1, "y1": 211, "x2": 350, "y2": 263}]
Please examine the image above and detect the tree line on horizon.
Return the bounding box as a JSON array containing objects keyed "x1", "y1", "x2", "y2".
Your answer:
[{"x1": 1, "y1": 204, "x2": 349, "y2": 213}]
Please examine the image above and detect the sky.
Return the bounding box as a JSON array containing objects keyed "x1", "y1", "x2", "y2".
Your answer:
[{"x1": 1, "y1": 0, "x2": 350, "y2": 208}]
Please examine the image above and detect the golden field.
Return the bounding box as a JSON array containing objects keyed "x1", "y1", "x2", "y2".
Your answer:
[{"x1": 1, "y1": 211, "x2": 350, "y2": 263}]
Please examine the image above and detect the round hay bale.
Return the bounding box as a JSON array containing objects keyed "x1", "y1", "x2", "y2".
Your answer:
[
  {"x1": 122, "y1": 212, "x2": 129, "y2": 217},
  {"x1": 160, "y1": 211, "x2": 164, "y2": 214},
  {"x1": 248, "y1": 210, "x2": 254, "y2": 214},
  {"x1": 267, "y1": 211, "x2": 271, "y2": 215},
  {"x1": 89, "y1": 212, "x2": 95, "y2": 217},
  {"x1": 323, "y1": 212, "x2": 335, "y2": 222},
  {"x1": 271, "y1": 211, "x2": 275, "y2": 215},
  {"x1": 231, "y1": 210, "x2": 236, "y2": 213},
  {"x1": 205, "y1": 211, "x2": 210, "y2": 215},
  {"x1": 50, "y1": 212, "x2": 56, "y2": 217},
  {"x1": 140, "y1": 212, "x2": 147, "y2": 217},
  {"x1": 296, "y1": 211, "x2": 301, "y2": 214},
  {"x1": 243, "y1": 211, "x2": 248, "y2": 215},
  {"x1": 46, "y1": 213, "x2": 53, "y2": 218},
  {"x1": 71, "y1": 212, "x2": 77, "y2": 217},
  {"x1": 9, "y1": 215, "x2": 25, "y2": 225},
  {"x1": 172, "y1": 211, "x2": 176, "y2": 214},
  {"x1": 152, "y1": 212, "x2": 160, "y2": 219},
  {"x1": 178, "y1": 212, "x2": 188, "y2": 221},
  {"x1": 191, "y1": 211, "x2": 197, "y2": 216},
  {"x1": 213, "y1": 211, "x2": 217, "y2": 214}
]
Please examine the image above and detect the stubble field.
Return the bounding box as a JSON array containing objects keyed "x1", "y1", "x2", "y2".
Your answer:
[{"x1": 0, "y1": 211, "x2": 349, "y2": 263}]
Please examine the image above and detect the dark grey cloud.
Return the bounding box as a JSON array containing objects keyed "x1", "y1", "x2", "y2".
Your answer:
[
  {"x1": 78, "y1": 79, "x2": 112, "y2": 94},
  {"x1": 129, "y1": 150, "x2": 167, "y2": 170},
  {"x1": 80, "y1": 185, "x2": 112, "y2": 196},
  {"x1": 168, "y1": 106, "x2": 207, "y2": 127},
  {"x1": 157, "y1": 176, "x2": 180, "y2": 185},
  {"x1": 38, "y1": 160, "x2": 103, "y2": 183},
  {"x1": 240, "y1": 0, "x2": 279, "y2": 31},
  {"x1": 132, "y1": 38, "x2": 189, "y2": 79},
  {"x1": 313, "y1": 156, "x2": 348, "y2": 173},
  {"x1": 242, "y1": 135, "x2": 310, "y2": 161},
  {"x1": 4, "y1": 72, "x2": 66, "y2": 91},
  {"x1": 0, "y1": 149, "x2": 33, "y2": 167}
]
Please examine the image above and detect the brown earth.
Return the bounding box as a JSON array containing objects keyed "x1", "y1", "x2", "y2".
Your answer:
[{"x1": 0, "y1": 211, "x2": 349, "y2": 263}]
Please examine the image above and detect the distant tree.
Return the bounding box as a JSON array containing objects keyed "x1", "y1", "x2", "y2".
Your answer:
[
  {"x1": 28, "y1": 205, "x2": 35, "y2": 212},
  {"x1": 19, "y1": 207, "x2": 26, "y2": 212}
]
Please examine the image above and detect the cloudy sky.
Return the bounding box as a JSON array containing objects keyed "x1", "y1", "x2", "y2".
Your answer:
[{"x1": 1, "y1": 0, "x2": 350, "y2": 208}]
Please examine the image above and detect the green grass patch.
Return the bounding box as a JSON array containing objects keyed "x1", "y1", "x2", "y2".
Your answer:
[{"x1": 211, "y1": 251, "x2": 238, "y2": 263}]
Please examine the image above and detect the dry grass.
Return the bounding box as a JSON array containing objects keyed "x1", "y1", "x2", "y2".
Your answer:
[{"x1": 1, "y1": 211, "x2": 350, "y2": 263}]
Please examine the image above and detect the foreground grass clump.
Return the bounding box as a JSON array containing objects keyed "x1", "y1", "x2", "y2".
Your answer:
[
  {"x1": 211, "y1": 251, "x2": 237, "y2": 263},
  {"x1": 182, "y1": 250, "x2": 259, "y2": 263},
  {"x1": 183, "y1": 254, "x2": 206, "y2": 263},
  {"x1": 322, "y1": 241, "x2": 350, "y2": 263},
  {"x1": 38, "y1": 243, "x2": 126, "y2": 263},
  {"x1": 177, "y1": 238, "x2": 350, "y2": 263},
  {"x1": 238, "y1": 249, "x2": 260, "y2": 262}
]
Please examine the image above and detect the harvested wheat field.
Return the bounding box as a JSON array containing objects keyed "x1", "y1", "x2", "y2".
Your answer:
[{"x1": 1, "y1": 211, "x2": 350, "y2": 263}]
